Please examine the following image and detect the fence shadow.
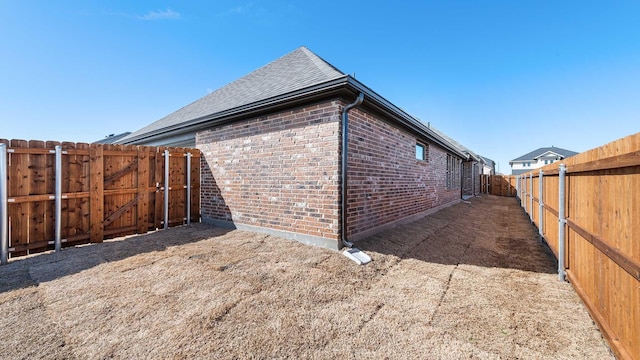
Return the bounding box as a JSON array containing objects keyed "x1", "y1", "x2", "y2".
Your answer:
[
  {"x1": 354, "y1": 196, "x2": 557, "y2": 274},
  {"x1": 0, "y1": 223, "x2": 231, "y2": 294}
]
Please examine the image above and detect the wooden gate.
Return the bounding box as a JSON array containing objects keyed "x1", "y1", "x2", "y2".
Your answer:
[
  {"x1": 481, "y1": 174, "x2": 517, "y2": 197},
  {"x1": 0, "y1": 140, "x2": 200, "y2": 259}
]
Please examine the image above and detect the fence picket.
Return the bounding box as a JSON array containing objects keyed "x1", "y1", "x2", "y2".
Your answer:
[
  {"x1": 0, "y1": 139, "x2": 201, "y2": 259},
  {"x1": 492, "y1": 133, "x2": 640, "y2": 360}
]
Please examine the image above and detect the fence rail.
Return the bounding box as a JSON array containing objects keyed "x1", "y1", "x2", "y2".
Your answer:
[
  {"x1": 515, "y1": 132, "x2": 640, "y2": 360},
  {"x1": 0, "y1": 139, "x2": 201, "y2": 261}
]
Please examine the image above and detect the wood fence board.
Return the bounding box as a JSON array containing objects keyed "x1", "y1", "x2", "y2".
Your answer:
[
  {"x1": 78, "y1": 143, "x2": 91, "y2": 238},
  {"x1": 107, "y1": 145, "x2": 121, "y2": 235},
  {"x1": 566, "y1": 269, "x2": 635, "y2": 360},
  {"x1": 137, "y1": 147, "x2": 150, "y2": 234},
  {"x1": 532, "y1": 175, "x2": 539, "y2": 225},
  {"x1": 89, "y1": 145, "x2": 104, "y2": 243},
  {"x1": 44, "y1": 141, "x2": 59, "y2": 251},
  {"x1": 104, "y1": 158, "x2": 138, "y2": 188},
  {"x1": 118, "y1": 146, "x2": 135, "y2": 234},
  {"x1": 103, "y1": 144, "x2": 116, "y2": 235},
  {"x1": 1, "y1": 140, "x2": 199, "y2": 257},
  {"x1": 28, "y1": 140, "x2": 47, "y2": 253},
  {"x1": 147, "y1": 149, "x2": 158, "y2": 231},
  {"x1": 545, "y1": 211, "x2": 559, "y2": 257},
  {"x1": 154, "y1": 147, "x2": 165, "y2": 228},
  {"x1": 481, "y1": 175, "x2": 516, "y2": 197},
  {"x1": 513, "y1": 132, "x2": 640, "y2": 360},
  {"x1": 169, "y1": 151, "x2": 186, "y2": 225},
  {"x1": 8, "y1": 140, "x2": 29, "y2": 257},
  {"x1": 61, "y1": 142, "x2": 74, "y2": 240}
]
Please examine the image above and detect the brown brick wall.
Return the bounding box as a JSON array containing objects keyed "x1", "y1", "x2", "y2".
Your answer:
[
  {"x1": 196, "y1": 100, "x2": 341, "y2": 242},
  {"x1": 346, "y1": 107, "x2": 461, "y2": 238},
  {"x1": 463, "y1": 162, "x2": 473, "y2": 195},
  {"x1": 462, "y1": 161, "x2": 482, "y2": 196}
]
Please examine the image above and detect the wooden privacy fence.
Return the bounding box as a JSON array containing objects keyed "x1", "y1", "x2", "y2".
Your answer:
[
  {"x1": 480, "y1": 174, "x2": 517, "y2": 196},
  {"x1": 516, "y1": 132, "x2": 640, "y2": 360},
  {"x1": 0, "y1": 139, "x2": 200, "y2": 262}
]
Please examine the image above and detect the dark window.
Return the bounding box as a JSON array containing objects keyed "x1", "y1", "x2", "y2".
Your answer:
[{"x1": 446, "y1": 155, "x2": 461, "y2": 189}]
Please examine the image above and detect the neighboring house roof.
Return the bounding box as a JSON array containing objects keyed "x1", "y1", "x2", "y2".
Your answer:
[
  {"x1": 120, "y1": 46, "x2": 468, "y2": 159},
  {"x1": 480, "y1": 156, "x2": 495, "y2": 168},
  {"x1": 509, "y1": 146, "x2": 578, "y2": 164},
  {"x1": 93, "y1": 132, "x2": 131, "y2": 144},
  {"x1": 480, "y1": 156, "x2": 494, "y2": 166}
]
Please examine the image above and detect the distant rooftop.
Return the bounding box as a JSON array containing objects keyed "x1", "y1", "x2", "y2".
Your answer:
[
  {"x1": 510, "y1": 146, "x2": 578, "y2": 164},
  {"x1": 93, "y1": 132, "x2": 131, "y2": 144}
]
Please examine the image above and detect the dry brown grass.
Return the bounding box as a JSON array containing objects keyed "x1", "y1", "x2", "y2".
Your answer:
[{"x1": 0, "y1": 196, "x2": 613, "y2": 359}]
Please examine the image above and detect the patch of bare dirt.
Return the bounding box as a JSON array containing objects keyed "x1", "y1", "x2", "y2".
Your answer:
[{"x1": 0, "y1": 196, "x2": 613, "y2": 359}]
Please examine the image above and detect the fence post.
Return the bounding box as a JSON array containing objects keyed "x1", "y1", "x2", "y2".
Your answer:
[
  {"x1": 515, "y1": 175, "x2": 519, "y2": 199},
  {"x1": 520, "y1": 176, "x2": 527, "y2": 212},
  {"x1": 164, "y1": 149, "x2": 170, "y2": 230},
  {"x1": 558, "y1": 164, "x2": 567, "y2": 281},
  {"x1": 186, "y1": 152, "x2": 191, "y2": 225},
  {"x1": 529, "y1": 173, "x2": 533, "y2": 220},
  {"x1": 538, "y1": 169, "x2": 544, "y2": 237},
  {"x1": 521, "y1": 176, "x2": 525, "y2": 208},
  {"x1": 54, "y1": 145, "x2": 62, "y2": 252},
  {"x1": 1, "y1": 143, "x2": 8, "y2": 264}
]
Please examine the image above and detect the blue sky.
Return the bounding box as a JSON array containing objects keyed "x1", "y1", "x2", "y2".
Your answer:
[{"x1": 2, "y1": 1, "x2": 639, "y2": 173}]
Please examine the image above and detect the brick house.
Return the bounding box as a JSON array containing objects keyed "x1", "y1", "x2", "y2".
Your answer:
[
  {"x1": 509, "y1": 146, "x2": 578, "y2": 175},
  {"x1": 428, "y1": 126, "x2": 485, "y2": 198},
  {"x1": 121, "y1": 47, "x2": 471, "y2": 250}
]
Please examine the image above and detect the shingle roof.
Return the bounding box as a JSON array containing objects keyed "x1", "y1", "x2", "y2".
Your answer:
[
  {"x1": 480, "y1": 156, "x2": 495, "y2": 167},
  {"x1": 121, "y1": 46, "x2": 347, "y2": 143},
  {"x1": 510, "y1": 146, "x2": 578, "y2": 162},
  {"x1": 93, "y1": 132, "x2": 131, "y2": 144},
  {"x1": 426, "y1": 125, "x2": 477, "y2": 160}
]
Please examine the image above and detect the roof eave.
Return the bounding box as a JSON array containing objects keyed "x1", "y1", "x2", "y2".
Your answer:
[
  {"x1": 122, "y1": 75, "x2": 469, "y2": 159},
  {"x1": 121, "y1": 76, "x2": 351, "y2": 145},
  {"x1": 344, "y1": 77, "x2": 468, "y2": 159}
]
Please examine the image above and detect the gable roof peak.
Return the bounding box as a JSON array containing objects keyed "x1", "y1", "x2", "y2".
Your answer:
[
  {"x1": 510, "y1": 146, "x2": 579, "y2": 163},
  {"x1": 121, "y1": 46, "x2": 347, "y2": 144}
]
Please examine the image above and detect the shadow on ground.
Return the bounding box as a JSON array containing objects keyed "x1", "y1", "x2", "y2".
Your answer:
[
  {"x1": 0, "y1": 195, "x2": 613, "y2": 360},
  {"x1": 0, "y1": 225, "x2": 232, "y2": 294},
  {"x1": 355, "y1": 195, "x2": 558, "y2": 274}
]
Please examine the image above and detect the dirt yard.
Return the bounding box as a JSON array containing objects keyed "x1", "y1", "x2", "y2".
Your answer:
[{"x1": 0, "y1": 196, "x2": 613, "y2": 359}]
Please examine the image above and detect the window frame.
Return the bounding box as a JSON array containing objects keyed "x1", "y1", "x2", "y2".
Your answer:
[
  {"x1": 416, "y1": 142, "x2": 427, "y2": 161},
  {"x1": 446, "y1": 154, "x2": 461, "y2": 189}
]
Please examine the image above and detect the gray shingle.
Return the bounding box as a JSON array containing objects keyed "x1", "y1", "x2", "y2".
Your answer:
[
  {"x1": 480, "y1": 156, "x2": 495, "y2": 167},
  {"x1": 93, "y1": 132, "x2": 131, "y2": 144},
  {"x1": 122, "y1": 46, "x2": 346, "y2": 142},
  {"x1": 426, "y1": 125, "x2": 478, "y2": 160},
  {"x1": 510, "y1": 146, "x2": 579, "y2": 162}
]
